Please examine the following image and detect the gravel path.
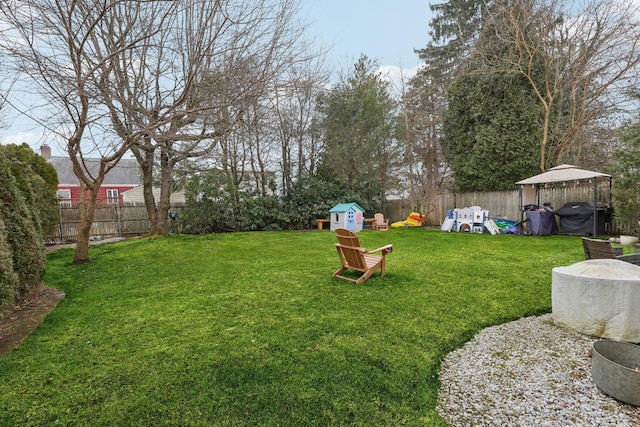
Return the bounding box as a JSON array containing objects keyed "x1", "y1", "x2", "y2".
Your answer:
[{"x1": 437, "y1": 314, "x2": 640, "y2": 426}]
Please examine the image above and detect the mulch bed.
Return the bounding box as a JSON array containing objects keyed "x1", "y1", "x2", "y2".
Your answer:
[{"x1": 0, "y1": 286, "x2": 66, "y2": 356}]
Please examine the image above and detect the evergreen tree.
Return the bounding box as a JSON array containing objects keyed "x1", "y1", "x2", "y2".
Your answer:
[
  {"x1": 317, "y1": 55, "x2": 400, "y2": 212},
  {"x1": 417, "y1": 0, "x2": 487, "y2": 84},
  {"x1": 0, "y1": 155, "x2": 46, "y2": 301},
  {"x1": 0, "y1": 217, "x2": 18, "y2": 313},
  {"x1": 0, "y1": 144, "x2": 59, "y2": 236},
  {"x1": 441, "y1": 10, "x2": 545, "y2": 191},
  {"x1": 443, "y1": 71, "x2": 542, "y2": 191},
  {"x1": 610, "y1": 99, "x2": 640, "y2": 234}
]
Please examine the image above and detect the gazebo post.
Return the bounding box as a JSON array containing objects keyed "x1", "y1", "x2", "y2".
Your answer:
[
  {"x1": 608, "y1": 176, "x2": 613, "y2": 234},
  {"x1": 593, "y1": 178, "x2": 598, "y2": 237},
  {"x1": 518, "y1": 185, "x2": 523, "y2": 235}
]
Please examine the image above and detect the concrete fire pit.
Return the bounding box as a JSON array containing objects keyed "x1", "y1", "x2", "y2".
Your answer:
[
  {"x1": 552, "y1": 259, "x2": 640, "y2": 342},
  {"x1": 592, "y1": 340, "x2": 640, "y2": 407}
]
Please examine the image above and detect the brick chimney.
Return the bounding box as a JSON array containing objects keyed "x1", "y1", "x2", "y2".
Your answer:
[{"x1": 40, "y1": 144, "x2": 51, "y2": 159}]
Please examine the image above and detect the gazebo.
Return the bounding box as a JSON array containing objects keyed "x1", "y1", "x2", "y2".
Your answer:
[{"x1": 515, "y1": 164, "x2": 613, "y2": 237}]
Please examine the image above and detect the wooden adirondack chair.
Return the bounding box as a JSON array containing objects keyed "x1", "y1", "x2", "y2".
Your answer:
[
  {"x1": 582, "y1": 237, "x2": 623, "y2": 260},
  {"x1": 373, "y1": 213, "x2": 389, "y2": 231},
  {"x1": 333, "y1": 228, "x2": 392, "y2": 284}
]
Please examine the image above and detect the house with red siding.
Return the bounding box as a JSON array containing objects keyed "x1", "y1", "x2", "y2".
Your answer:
[{"x1": 40, "y1": 145, "x2": 141, "y2": 206}]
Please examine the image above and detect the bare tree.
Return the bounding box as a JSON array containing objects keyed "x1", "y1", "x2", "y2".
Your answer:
[
  {"x1": 490, "y1": 0, "x2": 640, "y2": 172},
  {"x1": 244, "y1": 99, "x2": 278, "y2": 197},
  {"x1": 399, "y1": 69, "x2": 452, "y2": 220},
  {"x1": 271, "y1": 58, "x2": 329, "y2": 194},
  {"x1": 0, "y1": 0, "x2": 171, "y2": 263},
  {"x1": 97, "y1": 0, "x2": 316, "y2": 235}
]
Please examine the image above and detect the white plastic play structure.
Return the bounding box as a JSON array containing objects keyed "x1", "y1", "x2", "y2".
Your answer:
[{"x1": 441, "y1": 206, "x2": 498, "y2": 234}]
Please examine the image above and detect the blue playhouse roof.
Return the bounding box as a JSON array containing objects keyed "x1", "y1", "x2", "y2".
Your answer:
[{"x1": 329, "y1": 202, "x2": 364, "y2": 213}]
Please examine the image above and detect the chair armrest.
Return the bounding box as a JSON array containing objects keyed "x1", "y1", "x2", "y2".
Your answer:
[
  {"x1": 367, "y1": 244, "x2": 393, "y2": 255},
  {"x1": 617, "y1": 254, "x2": 640, "y2": 265},
  {"x1": 335, "y1": 243, "x2": 367, "y2": 253}
]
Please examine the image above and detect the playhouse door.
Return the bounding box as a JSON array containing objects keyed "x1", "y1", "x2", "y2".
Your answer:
[{"x1": 346, "y1": 209, "x2": 355, "y2": 231}]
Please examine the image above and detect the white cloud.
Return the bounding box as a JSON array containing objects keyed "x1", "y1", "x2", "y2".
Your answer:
[
  {"x1": 0, "y1": 127, "x2": 65, "y2": 157},
  {"x1": 377, "y1": 64, "x2": 423, "y2": 98},
  {"x1": 1, "y1": 130, "x2": 40, "y2": 146}
]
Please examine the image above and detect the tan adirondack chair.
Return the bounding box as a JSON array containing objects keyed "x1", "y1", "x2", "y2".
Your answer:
[
  {"x1": 582, "y1": 237, "x2": 623, "y2": 260},
  {"x1": 373, "y1": 213, "x2": 389, "y2": 231},
  {"x1": 333, "y1": 228, "x2": 392, "y2": 284}
]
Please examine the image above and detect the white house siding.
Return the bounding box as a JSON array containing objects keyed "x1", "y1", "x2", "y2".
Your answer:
[{"x1": 122, "y1": 186, "x2": 186, "y2": 204}]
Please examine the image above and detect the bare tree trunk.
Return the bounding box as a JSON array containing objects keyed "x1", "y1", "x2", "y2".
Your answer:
[
  {"x1": 131, "y1": 145, "x2": 159, "y2": 235},
  {"x1": 156, "y1": 147, "x2": 173, "y2": 235},
  {"x1": 75, "y1": 183, "x2": 99, "y2": 264},
  {"x1": 540, "y1": 103, "x2": 552, "y2": 172}
]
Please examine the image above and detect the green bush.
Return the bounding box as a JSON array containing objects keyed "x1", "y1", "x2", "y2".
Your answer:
[
  {"x1": 180, "y1": 172, "x2": 236, "y2": 233},
  {"x1": 0, "y1": 218, "x2": 17, "y2": 313},
  {"x1": 180, "y1": 196, "x2": 240, "y2": 234},
  {"x1": 240, "y1": 195, "x2": 286, "y2": 231},
  {"x1": 180, "y1": 175, "x2": 363, "y2": 233},
  {"x1": 0, "y1": 156, "x2": 45, "y2": 301},
  {"x1": 611, "y1": 120, "x2": 640, "y2": 235},
  {"x1": 283, "y1": 177, "x2": 361, "y2": 229},
  {"x1": 0, "y1": 143, "x2": 59, "y2": 236}
]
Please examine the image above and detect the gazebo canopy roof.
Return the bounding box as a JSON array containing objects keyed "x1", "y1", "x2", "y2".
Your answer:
[{"x1": 515, "y1": 164, "x2": 611, "y2": 186}]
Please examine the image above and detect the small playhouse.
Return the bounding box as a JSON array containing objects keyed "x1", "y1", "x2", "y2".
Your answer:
[{"x1": 329, "y1": 203, "x2": 365, "y2": 232}]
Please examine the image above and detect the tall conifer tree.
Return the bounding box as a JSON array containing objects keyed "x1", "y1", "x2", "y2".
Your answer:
[{"x1": 317, "y1": 55, "x2": 400, "y2": 212}]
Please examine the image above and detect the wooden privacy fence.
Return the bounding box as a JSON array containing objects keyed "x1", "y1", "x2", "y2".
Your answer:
[
  {"x1": 46, "y1": 203, "x2": 185, "y2": 243},
  {"x1": 47, "y1": 184, "x2": 616, "y2": 242},
  {"x1": 387, "y1": 184, "x2": 616, "y2": 230}
]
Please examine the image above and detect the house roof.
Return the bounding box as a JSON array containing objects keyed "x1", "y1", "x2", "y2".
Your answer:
[
  {"x1": 329, "y1": 202, "x2": 364, "y2": 213},
  {"x1": 515, "y1": 164, "x2": 611, "y2": 185},
  {"x1": 49, "y1": 156, "x2": 141, "y2": 186}
]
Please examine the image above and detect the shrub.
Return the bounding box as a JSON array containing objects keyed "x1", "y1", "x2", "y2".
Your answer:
[
  {"x1": 282, "y1": 177, "x2": 360, "y2": 229},
  {"x1": 611, "y1": 121, "x2": 640, "y2": 235},
  {"x1": 0, "y1": 144, "x2": 59, "y2": 237},
  {"x1": 181, "y1": 197, "x2": 238, "y2": 234},
  {"x1": 0, "y1": 156, "x2": 45, "y2": 301},
  {"x1": 0, "y1": 218, "x2": 17, "y2": 313},
  {"x1": 240, "y1": 196, "x2": 287, "y2": 231},
  {"x1": 180, "y1": 174, "x2": 368, "y2": 233}
]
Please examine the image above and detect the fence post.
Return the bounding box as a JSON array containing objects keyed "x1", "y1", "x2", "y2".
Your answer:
[
  {"x1": 117, "y1": 203, "x2": 122, "y2": 238},
  {"x1": 58, "y1": 204, "x2": 64, "y2": 242}
]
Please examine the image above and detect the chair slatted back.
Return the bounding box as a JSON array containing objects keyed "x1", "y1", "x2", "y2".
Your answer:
[
  {"x1": 582, "y1": 237, "x2": 622, "y2": 260},
  {"x1": 333, "y1": 228, "x2": 391, "y2": 284},
  {"x1": 336, "y1": 245, "x2": 366, "y2": 270},
  {"x1": 336, "y1": 228, "x2": 360, "y2": 247},
  {"x1": 374, "y1": 213, "x2": 388, "y2": 230},
  {"x1": 335, "y1": 228, "x2": 368, "y2": 270}
]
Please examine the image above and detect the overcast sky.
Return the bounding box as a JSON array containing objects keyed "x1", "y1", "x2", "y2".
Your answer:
[{"x1": 301, "y1": 0, "x2": 431, "y2": 69}]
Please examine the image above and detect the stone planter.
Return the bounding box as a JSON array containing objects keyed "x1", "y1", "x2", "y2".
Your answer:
[
  {"x1": 552, "y1": 259, "x2": 640, "y2": 342},
  {"x1": 592, "y1": 340, "x2": 640, "y2": 407}
]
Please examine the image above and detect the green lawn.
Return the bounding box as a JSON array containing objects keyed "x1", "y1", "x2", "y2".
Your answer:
[{"x1": 0, "y1": 229, "x2": 585, "y2": 426}]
